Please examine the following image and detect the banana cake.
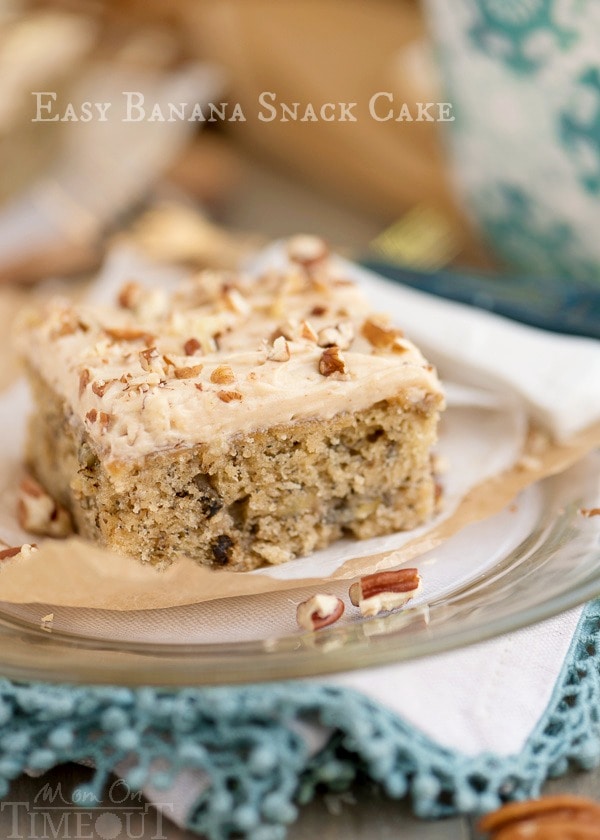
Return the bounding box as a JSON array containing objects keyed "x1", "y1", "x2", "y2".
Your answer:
[{"x1": 17, "y1": 237, "x2": 444, "y2": 570}]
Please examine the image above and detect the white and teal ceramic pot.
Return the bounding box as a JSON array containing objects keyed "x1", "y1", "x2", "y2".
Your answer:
[{"x1": 425, "y1": 0, "x2": 600, "y2": 283}]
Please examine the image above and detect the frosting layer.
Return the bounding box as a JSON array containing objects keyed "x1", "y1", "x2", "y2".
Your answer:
[{"x1": 18, "y1": 240, "x2": 444, "y2": 463}]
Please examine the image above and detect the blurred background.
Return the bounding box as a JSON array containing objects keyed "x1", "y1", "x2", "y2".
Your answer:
[
  {"x1": 1, "y1": 0, "x2": 599, "y2": 336},
  {"x1": 0, "y1": 0, "x2": 491, "y2": 277}
]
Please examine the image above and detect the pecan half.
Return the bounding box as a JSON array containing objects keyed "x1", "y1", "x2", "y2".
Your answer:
[
  {"x1": 296, "y1": 594, "x2": 345, "y2": 631},
  {"x1": 349, "y1": 569, "x2": 421, "y2": 617},
  {"x1": 478, "y1": 795, "x2": 600, "y2": 838},
  {"x1": 17, "y1": 476, "x2": 73, "y2": 538}
]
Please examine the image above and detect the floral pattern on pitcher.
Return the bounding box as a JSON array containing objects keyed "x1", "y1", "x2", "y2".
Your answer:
[
  {"x1": 424, "y1": 0, "x2": 600, "y2": 284},
  {"x1": 472, "y1": 185, "x2": 600, "y2": 283},
  {"x1": 560, "y1": 67, "x2": 600, "y2": 193},
  {"x1": 468, "y1": 0, "x2": 579, "y2": 73}
]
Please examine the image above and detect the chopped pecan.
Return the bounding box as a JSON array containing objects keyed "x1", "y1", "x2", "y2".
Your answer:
[
  {"x1": 296, "y1": 594, "x2": 345, "y2": 631},
  {"x1": 217, "y1": 390, "x2": 242, "y2": 403},
  {"x1": 92, "y1": 379, "x2": 111, "y2": 397},
  {"x1": 79, "y1": 369, "x2": 91, "y2": 397},
  {"x1": 267, "y1": 336, "x2": 291, "y2": 362},
  {"x1": 17, "y1": 476, "x2": 73, "y2": 538},
  {"x1": 98, "y1": 411, "x2": 111, "y2": 432},
  {"x1": 300, "y1": 320, "x2": 318, "y2": 342},
  {"x1": 287, "y1": 234, "x2": 329, "y2": 268},
  {"x1": 104, "y1": 326, "x2": 154, "y2": 344},
  {"x1": 222, "y1": 287, "x2": 250, "y2": 316},
  {"x1": 580, "y1": 507, "x2": 600, "y2": 518},
  {"x1": 319, "y1": 346, "x2": 348, "y2": 376},
  {"x1": 184, "y1": 337, "x2": 202, "y2": 356},
  {"x1": 174, "y1": 364, "x2": 203, "y2": 379},
  {"x1": 210, "y1": 365, "x2": 235, "y2": 385},
  {"x1": 139, "y1": 347, "x2": 160, "y2": 372},
  {"x1": 270, "y1": 321, "x2": 296, "y2": 343},
  {"x1": 361, "y1": 315, "x2": 404, "y2": 350},
  {"x1": 317, "y1": 320, "x2": 354, "y2": 350},
  {"x1": 117, "y1": 280, "x2": 143, "y2": 310}
]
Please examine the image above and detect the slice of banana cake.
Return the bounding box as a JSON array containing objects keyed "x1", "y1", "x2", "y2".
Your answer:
[{"x1": 17, "y1": 237, "x2": 444, "y2": 570}]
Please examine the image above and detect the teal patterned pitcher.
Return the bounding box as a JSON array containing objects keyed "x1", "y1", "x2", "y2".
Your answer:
[{"x1": 424, "y1": 0, "x2": 600, "y2": 284}]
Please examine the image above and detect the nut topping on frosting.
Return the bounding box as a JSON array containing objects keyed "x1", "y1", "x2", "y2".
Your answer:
[
  {"x1": 139, "y1": 347, "x2": 161, "y2": 373},
  {"x1": 361, "y1": 315, "x2": 405, "y2": 350},
  {"x1": 287, "y1": 234, "x2": 329, "y2": 269},
  {"x1": 184, "y1": 337, "x2": 202, "y2": 356},
  {"x1": 267, "y1": 336, "x2": 291, "y2": 362},
  {"x1": 174, "y1": 364, "x2": 203, "y2": 380},
  {"x1": 210, "y1": 365, "x2": 235, "y2": 385},
  {"x1": 221, "y1": 287, "x2": 250, "y2": 316},
  {"x1": 79, "y1": 369, "x2": 91, "y2": 397},
  {"x1": 317, "y1": 320, "x2": 355, "y2": 350},
  {"x1": 17, "y1": 237, "x2": 444, "y2": 462},
  {"x1": 300, "y1": 320, "x2": 318, "y2": 342},
  {"x1": 92, "y1": 379, "x2": 111, "y2": 397},
  {"x1": 319, "y1": 346, "x2": 348, "y2": 377},
  {"x1": 217, "y1": 390, "x2": 243, "y2": 403},
  {"x1": 104, "y1": 326, "x2": 154, "y2": 344},
  {"x1": 17, "y1": 476, "x2": 73, "y2": 538},
  {"x1": 117, "y1": 280, "x2": 143, "y2": 310}
]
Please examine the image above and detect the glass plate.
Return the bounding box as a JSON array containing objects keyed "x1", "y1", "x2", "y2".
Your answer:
[{"x1": 0, "y1": 453, "x2": 598, "y2": 686}]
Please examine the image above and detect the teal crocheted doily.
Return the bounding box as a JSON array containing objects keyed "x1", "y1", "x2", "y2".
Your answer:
[{"x1": 0, "y1": 600, "x2": 599, "y2": 840}]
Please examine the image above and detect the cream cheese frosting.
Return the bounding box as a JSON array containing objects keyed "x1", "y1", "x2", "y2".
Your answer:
[{"x1": 17, "y1": 240, "x2": 444, "y2": 463}]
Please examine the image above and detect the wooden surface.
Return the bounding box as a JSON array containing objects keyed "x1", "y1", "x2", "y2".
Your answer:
[{"x1": 4, "y1": 762, "x2": 600, "y2": 839}]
